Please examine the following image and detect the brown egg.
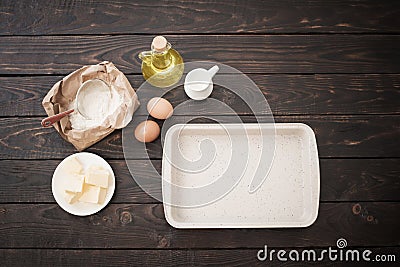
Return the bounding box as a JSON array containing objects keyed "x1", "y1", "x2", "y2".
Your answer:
[
  {"x1": 134, "y1": 120, "x2": 160, "y2": 143},
  {"x1": 147, "y1": 97, "x2": 173, "y2": 120}
]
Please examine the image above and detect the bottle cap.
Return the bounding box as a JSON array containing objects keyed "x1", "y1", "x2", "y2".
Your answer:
[{"x1": 152, "y1": 36, "x2": 168, "y2": 52}]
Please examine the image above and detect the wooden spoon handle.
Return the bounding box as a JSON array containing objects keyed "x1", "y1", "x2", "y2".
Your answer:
[{"x1": 41, "y1": 109, "x2": 74, "y2": 127}]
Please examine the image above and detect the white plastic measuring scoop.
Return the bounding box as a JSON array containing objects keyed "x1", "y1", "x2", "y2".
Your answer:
[{"x1": 184, "y1": 65, "x2": 219, "y2": 100}]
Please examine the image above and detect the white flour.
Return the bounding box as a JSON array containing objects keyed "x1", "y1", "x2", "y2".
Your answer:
[{"x1": 68, "y1": 84, "x2": 122, "y2": 130}]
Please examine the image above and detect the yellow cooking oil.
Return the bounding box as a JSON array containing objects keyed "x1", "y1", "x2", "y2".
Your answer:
[{"x1": 139, "y1": 36, "x2": 184, "y2": 88}]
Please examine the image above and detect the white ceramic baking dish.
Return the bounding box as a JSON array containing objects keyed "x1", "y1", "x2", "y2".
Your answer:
[{"x1": 162, "y1": 123, "x2": 319, "y2": 228}]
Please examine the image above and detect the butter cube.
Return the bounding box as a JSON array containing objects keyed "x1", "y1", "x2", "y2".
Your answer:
[
  {"x1": 79, "y1": 184, "x2": 101, "y2": 204},
  {"x1": 64, "y1": 191, "x2": 81, "y2": 204},
  {"x1": 98, "y1": 188, "x2": 107, "y2": 204},
  {"x1": 63, "y1": 157, "x2": 83, "y2": 174},
  {"x1": 64, "y1": 174, "x2": 85, "y2": 193},
  {"x1": 85, "y1": 168, "x2": 109, "y2": 188}
]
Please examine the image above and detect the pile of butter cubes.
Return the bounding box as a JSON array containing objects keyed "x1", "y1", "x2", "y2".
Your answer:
[{"x1": 62, "y1": 157, "x2": 109, "y2": 204}]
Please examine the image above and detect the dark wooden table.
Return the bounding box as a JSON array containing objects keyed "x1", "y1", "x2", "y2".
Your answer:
[{"x1": 0, "y1": 0, "x2": 399, "y2": 266}]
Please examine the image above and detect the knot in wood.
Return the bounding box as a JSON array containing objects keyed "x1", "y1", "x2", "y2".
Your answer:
[
  {"x1": 352, "y1": 203, "x2": 361, "y2": 215},
  {"x1": 157, "y1": 235, "x2": 170, "y2": 248},
  {"x1": 120, "y1": 211, "x2": 133, "y2": 225}
]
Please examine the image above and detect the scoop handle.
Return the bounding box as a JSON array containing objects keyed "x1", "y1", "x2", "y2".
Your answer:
[
  {"x1": 41, "y1": 109, "x2": 74, "y2": 127},
  {"x1": 207, "y1": 65, "x2": 219, "y2": 78}
]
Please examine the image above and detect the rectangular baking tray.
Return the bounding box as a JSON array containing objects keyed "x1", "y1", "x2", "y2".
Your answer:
[{"x1": 162, "y1": 123, "x2": 320, "y2": 228}]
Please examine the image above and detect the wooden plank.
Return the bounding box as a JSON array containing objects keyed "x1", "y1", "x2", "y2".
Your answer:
[
  {"x1": 320, "y1": 159, "x2": 400, "y2": 202},
  {"x1": 0, "y1": 203, "x2": 398, "y2": 248},
  {"x1": 0, "y1": 76, "x2": 142, "y2": 117},
  {"x1": 1, "y1": 248, "x2": 399, "y2": 267},
  {"x1": 0, "y1": 160, "x2": 158, "y2": 204},
  {"x1": 0, "y1": 159, "x2": 398, "y2": 203},
  {"x1": 0, "y1": 115, "x2": 398, "y2": 159},
  {"x1": 0, "y1": 35, "x2": 399, "y2": 74},
  {"x1": 1, "y1": 74, "x2": 399, "y2": 117},
  {"x1": 1, "y1": 0, "x2": 399, "y2": 34}
]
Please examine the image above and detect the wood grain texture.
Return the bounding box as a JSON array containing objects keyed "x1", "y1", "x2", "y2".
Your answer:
[
  {"x1": 320, "y1": 159, "x2": 400, "y2": 202},
  {"x1": 0, "y1": 160, "x2": 158, "y2": 203},
  {"x1": 1, "y1": 0, "x2": 399, "y2": 263},
  {"x1": 1, "y1": 35, "x2": 400, "y2": 75},
  {"x1": 1, "y1": 248, "x2": 399, "y2": 267},
  {"x1": 1, "y1": 74, "x2": 399, "y2": 117},
  {"x1": 1, "y1": 0, "x2": 399, "y2": 34},
  {"x1": 0, "y1": 159, "x2": 398, "y2": 203},
  {"x1": 0, "y1": 116, "x2": 398, "y2": 159},
  {"x1": 0, "y1": 203, "x2": 398, "y2": 248}
]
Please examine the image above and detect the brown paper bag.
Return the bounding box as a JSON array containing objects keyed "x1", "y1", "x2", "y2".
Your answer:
[{"x1": 42, "y1": 61, "x2": 140, "y2": 151}]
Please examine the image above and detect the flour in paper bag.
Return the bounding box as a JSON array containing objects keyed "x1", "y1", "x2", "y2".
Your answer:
[{"x1": 68, "y1": 84, "x2": 122, "y2": 130}]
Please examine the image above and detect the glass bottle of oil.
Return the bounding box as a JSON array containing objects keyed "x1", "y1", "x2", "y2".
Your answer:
[{"x1": 139, "y1": 36, "x2": 184, "y2": 88}]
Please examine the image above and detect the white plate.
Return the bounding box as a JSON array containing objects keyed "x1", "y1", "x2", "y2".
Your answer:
[
  {"x1": 52, "y1": 152, "x2": 115, "y2": 216},
  {"x1": 162, "y1": 123, "x2": 320, "y2": 228}
]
